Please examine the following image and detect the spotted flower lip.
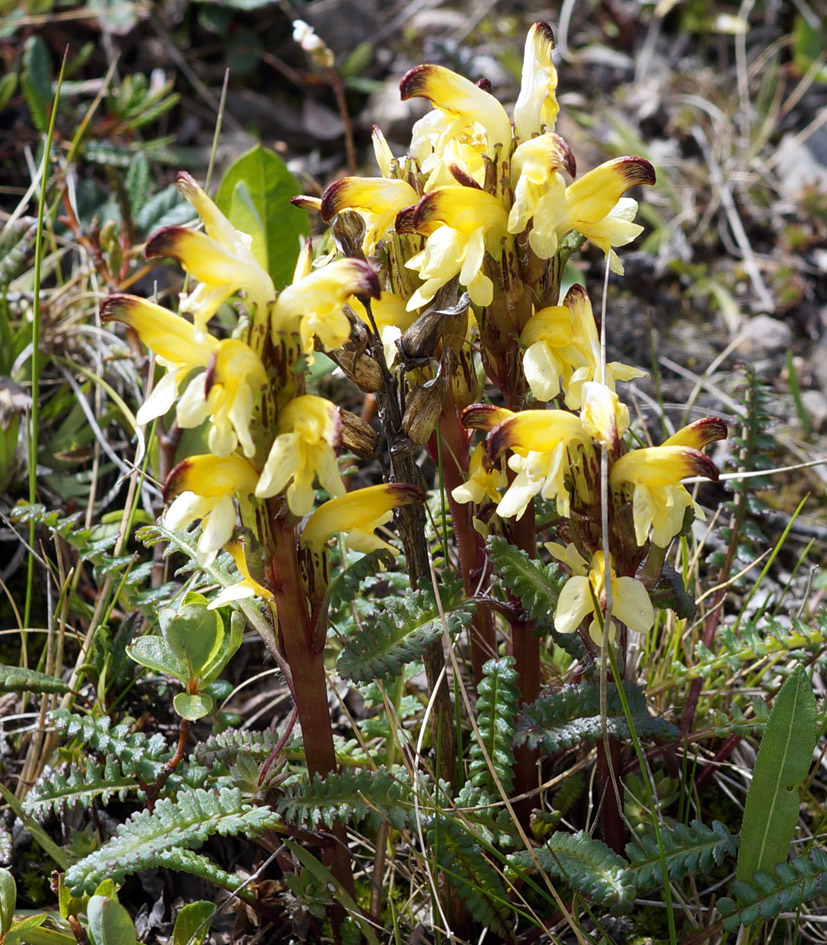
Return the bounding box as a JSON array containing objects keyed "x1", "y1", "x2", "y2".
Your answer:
[
  {"x1": 271, "y1": 258, "x2": 381, "y2": 355},
  {"x1": 399, "y1": 63, "x2": 513, "y2": 156},
  {"x1": 555, "y1": 550, "x2": 654, "y2": 645},
  {"x1": 302, "y1": 483, "x2": 425, "y2": 554},
  {"x1": 163, "y1": 454, "x2": 260, "y2": 565},
  {"x1": 145, "y1": 172, "x2": 275, "y2": 338},
  {"x1": 255, "y1": 394, "x2": 345, "y2": 516},
  {"x1": 320, "y1": 177, "x2": 418, "y2": 254},
  {"x1": 513, "y1": 21, "x2": 559, "y2": 142}
]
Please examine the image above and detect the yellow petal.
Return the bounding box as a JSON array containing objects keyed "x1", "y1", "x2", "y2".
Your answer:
[
  {"x1": 101, "y1": 295, "x2": 217, "y2": 365},
  {"x1": 302, "y1": 483, "x2": 424, "y2": 549},
  {"x1": 514, "y1": 21, "x2": 560, "y2": 141},
  {"x1": 164, "y1": 453, "x2": 260, "y2": 502},
  {"x1": 400, "y1": 63, "x2": 512, "y2": 154},
  {"x1": 487, "y1": 409, "x2": 586, "y2": 460},
  {"x1": 411, "y1": 186, "x2": 508, "y2": 237},
  {"x1": 610, "y1": 445, "x2": 720, "y2": 490},
  {"x1": 663, "y1": 417, "x2": 728, "y2": 449},
  {"x1": 565, "y1": 157, "x2": 655, "y2": 228}
]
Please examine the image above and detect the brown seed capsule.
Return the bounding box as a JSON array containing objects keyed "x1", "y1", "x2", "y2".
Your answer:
[
  {"x1": 336, "y1": 350, "x2": 383, "y2": 392},
  {"x1": 397, "y1": 292, "x2": 470, "y2": 363},
  {"x1": 402, "y1": 373, "x2": 449, "y2": 445},
  {"x1": 339, "y1": 408, "x2": 379, "y2": 458}
]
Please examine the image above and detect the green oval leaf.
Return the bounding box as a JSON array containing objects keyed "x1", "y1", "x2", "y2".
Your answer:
[
  {"x1": 87, "y1": 895, "x2": 137, "y2": 945},
  {"x1": 173, "y1": 692, "x2": 214, "y2": 721},
  {"x1": 172, "y1": 900, "x2": 216, "y2": 945},
  {"x1": 162, "y1": 602, "x2": 225, "y2": 684},
  {"x1": 736, "y1": 665, "x2": 816, "y2": 883},
  {"x1": 127, "y1": 636, "x2": 188, "y2": 683},
  {"x1": 215, "y1": 144, "x2": 308, "y2": 290},
  {"x1": 0, "y1": 867, "x2": 15, "y2": 935}
]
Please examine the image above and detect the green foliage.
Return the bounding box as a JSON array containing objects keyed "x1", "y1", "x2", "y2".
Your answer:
[
  {"x1": 718, "y1": 849, "x2": 827, "y2": 931},
  {"x1": 627, "y1": 820, "x2": 738, "y2": 892},
  {"x1": 0, "y1": 664, "x2": 71, "y2": 695},
  {"x1": 509, "y1": 832, "x2": 635, "y2": 910},
  {"x1": 277, "y1": 766, "x2": 413, "y2": 832},
  {"x1": 214, "y1": 145, "x2": 308, "y2": 290},
  {"x1": 195, "y1": 727, "x2": 287, "y2": 766},
  {"x1": 48, "y1": 709, "x2": 169, "y2": 783},
  {"x1": 515, "y1": 681, "x2": 679, "y2": 753},
  {"x1": 327, "y1": 549, "x2": 395, "y2": 611},
  {"x1": 469, "y1": 657, "x2": 519, "y2": 795},
  {"x1": 21, "y1": 35, "x2": 51, "y2": 133},
  {"x1": 488, "y1": 535, "x2": 567, "y2": 623},
  {"x1": 171, "y1": 901, "x2": 216, "y2": 945},
  {"x1": 87, "y1": 895, "x2": 137, "y2": 945},
  {"x1": 128, "y1": 593, "x2": 243, "y2": 720},
  {"x1": 23, "y1": 757, "x2": 137, "y2": 818},
  {"x1": 337, "y1": 575, "x2": 473, "y2": 682},
  {"x1": 737, "y1": 665, "x2": 816, "y2": 883},
  {"x1": 0, "y1": 216, "x2": 37, "y2": 288},
  {"x1": 428, "y1": 816, "x2": 511, "y2": 935},
  {"x1": 65, "y1": 788, "x2": 280, "y2": 895}
]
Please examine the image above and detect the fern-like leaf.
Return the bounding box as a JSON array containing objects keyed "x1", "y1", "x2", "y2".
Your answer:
[
  {"x1": 453, "y1": 783, "x2": 517, "y2": 848},
  {"x1": 717, "y1": 849, "x2": 827, "y2": 931},
  {"x1": 276, "y1": 766, "x2": 412, "y2": 832},
  {"x1": 337, "y1": 575, "x2": 472, "y2": 682},
  {"x1": 488, "y1": 536, "x2": 566, "y2": 623},
  {"x1": 508, "y1": 832, "x2": 635, "y2": 910},
  {"x1": 627, "y1": 820, "x2": 738, "y2": 892},
  {"x1": 0, "y1": 665, "x2": 71, "y2": 695},
  {"x1": 196, "y1": 728, "x2": 287, "y2": 766},
  {"x1": 470, "y1": 657, "x2": 519, "y2": 795},
  {"x1": 24, "y1": 758, "x2": 137, "y2": 818},
  {"x1": 429, "y1": 816, "x2": 511, "y2": 935},
  {"x1": 327, "y1": 550, "x2": 395, "y2": 611},
  {"x1": 515, "y1": 681, "x2": 678, "y2": 753},
  {"x1": 50, "y1": 709, "x2": 169, "y2": 783},
  {"x1": 65, "y1": 788, "x2": 280, "y2": 894}
]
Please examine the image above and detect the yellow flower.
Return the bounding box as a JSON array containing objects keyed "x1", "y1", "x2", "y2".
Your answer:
[
  {"x1": 513, "y1": 21, "x2": 560, "y2": 142},
  {"x1": 103, "y1": 294, "x2": 267, "y2": 458},
  {"x1": 302, "y1": 483, "x2": 425, "y2": 554},
  {"x1": 609, "y1": 418, "x2": 726, "y2": 547},
  {"x1": 484, "y1": 408, "x2": 589, "y2": 520},
  {"x1": 321, "y1": 177, "x2": 418, "y2": 255},
  {"x1": 145, "y1": 172, "x2": 275, "y2": 339},
  {"x1": 404, "y1": 186, "x2": 508, "y2": 310},
  {"x1": 271, "y1": 258, "x2": 380, "y2": 356},
  {"x1": 400, "y1": 63, "x2": 513, "y2": 162},
  {"x1": 176, "y1": 339, "x2": 267, "y2": 458},
  {"x1": 102, "y1": 295, "x2": 217, "y2": 424},
  {"x1": 451, "y1": 443, "x2": 507, "y2": 506},
  {"x1": 555, "y1": 550, "x2": 654, "y2": 644},
  {"x1": 507, "y1": 133, "x2": 575, "y2": 258},
  {"x1": 208, "y1": 535, "x2": 274, "y2": 609},
  {"x1": 560, "y1": 157, "x2": 656, "y2": 274},
  {"x1": 164, "y1": 454, "x2": 259, "y2": 565},
  {"x1": 255, "y1": 394, "x2": 345, "y2": 515},
  {"x1": 580, "y1": 381, "x2": 629, "y2": 449}
]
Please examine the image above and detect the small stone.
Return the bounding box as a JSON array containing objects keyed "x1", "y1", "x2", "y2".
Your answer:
[
  {"x1": 735, "y1": 314, "x2": 792, "y2": 359},
  {"x1": 801, "y1": 389, "x2": 827, "y2": 434}
]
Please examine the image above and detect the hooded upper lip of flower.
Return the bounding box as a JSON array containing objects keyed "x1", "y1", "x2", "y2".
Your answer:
[
  {"x1": 399, "y1": 63, "x2": 513, "y2": 160},
  {"x1": 320, "y1": 177, "x2": 419, "y2": 256},
  {"x1": 554, "y1": 549, "x2": 654, "y2": 644},
  {"x1": 163, "y1": 454, "x2": 260, "y2": 565},
  {"x1": 271, "y1": 258, "x2": 381, "y2": 355},
  {"x1": 609, "y1": 418, "x2": 727, "y2": 547},
  {"x1": 401, "y1": 185, "x2": 509, "y2": 310},
  {"x1": 302, "y1": 483, "x2": 425, "y2": 554},
  {"x1": 513, "y1": 21, "x2": 560, "y2": 143},
  {"x1": 145, "y1": 172, "x2": 275, "y2": 339},
  {"x1": 254, "y1": 394, "x2": 346, "y2": 516},
  {"x1": 450, "y1": 443, "x2": 507, "y2": 507}
]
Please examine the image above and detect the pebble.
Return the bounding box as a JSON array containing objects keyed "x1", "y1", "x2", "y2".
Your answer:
[
  {"x1": 734, "y1": 314, "x2": 792, "y2": 359},
  {"x1": 801, "y1": 389, "x2": 827, "y2": 434}
]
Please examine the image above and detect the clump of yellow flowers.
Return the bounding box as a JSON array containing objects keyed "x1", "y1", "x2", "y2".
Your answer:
[{"x1": 105, "y1": 21, "x2": 726, "y2": 882}]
